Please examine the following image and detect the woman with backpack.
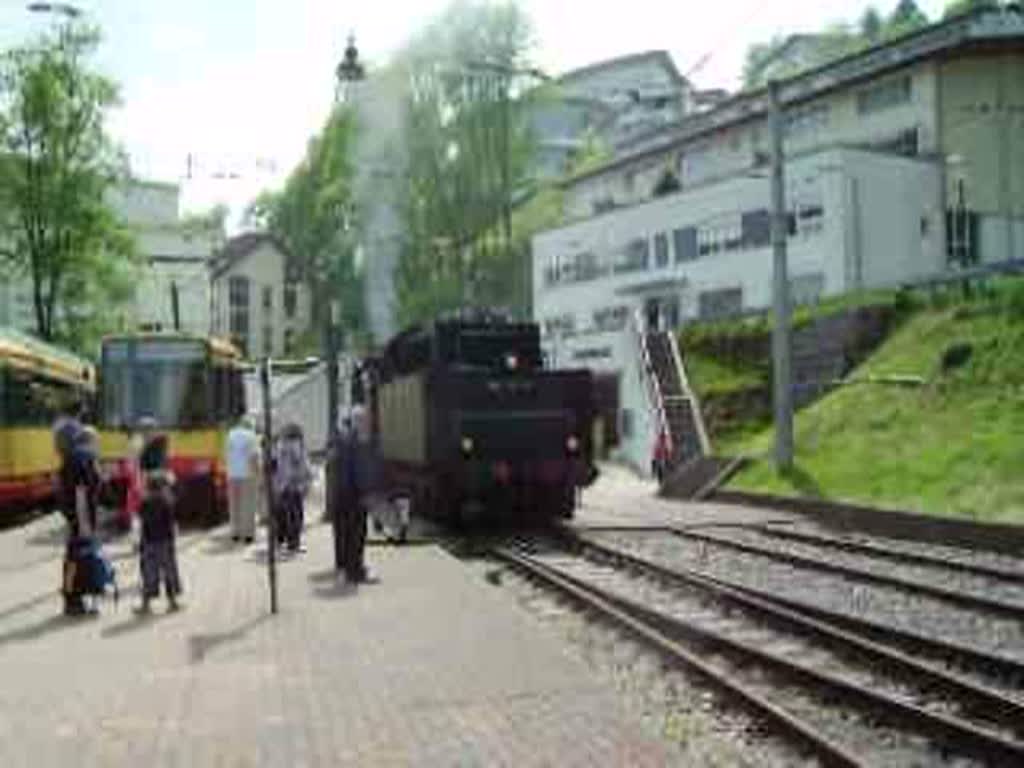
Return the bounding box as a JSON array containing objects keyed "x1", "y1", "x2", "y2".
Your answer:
[
  {"x1": 273, "y1": 423, "x2": 312, "y2": 554},
  {"x1": 58, "y1": 424, "x2": 107, "y2": 616}
]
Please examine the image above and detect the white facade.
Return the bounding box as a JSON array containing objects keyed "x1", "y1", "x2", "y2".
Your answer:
[
  {"x1": 534, "y1": 148, "x2": 942, "y2": 472},
  {"x1": 210, "y1": 234, "x2": 312, "y2": 359},
  {"x1": 112, "y1": 182, "x2": 215, "y2": 336}
]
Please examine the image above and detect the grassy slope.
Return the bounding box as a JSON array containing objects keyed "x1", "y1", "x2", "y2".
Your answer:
[{"x1": 727, "y1": 301, "x2": 1024, "y2": 523}]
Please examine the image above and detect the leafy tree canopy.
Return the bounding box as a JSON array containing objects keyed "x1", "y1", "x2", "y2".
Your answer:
[
  {"x1": 742, "y1": 3, "x2": 934, "y2": 89},
  {"x1": 0, "y1": 22, "x2": 138, "y2": 352}
]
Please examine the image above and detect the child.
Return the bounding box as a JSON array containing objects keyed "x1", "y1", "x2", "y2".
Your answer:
[
  {"x1": 135, "y1": 432, "x2": 182, "y2": 614},
  {"x1": 273, "y1": 424, "x2": 312, "y2": 554}
]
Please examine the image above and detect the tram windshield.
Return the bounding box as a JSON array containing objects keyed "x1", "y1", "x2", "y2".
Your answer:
[{"x1": 101, "y1": 339, "x2": 209, "y2": 429}]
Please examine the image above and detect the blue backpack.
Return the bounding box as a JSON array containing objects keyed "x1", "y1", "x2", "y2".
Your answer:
[{"x1": 69, "y1": 537, "x2": 119, "y2": 604}]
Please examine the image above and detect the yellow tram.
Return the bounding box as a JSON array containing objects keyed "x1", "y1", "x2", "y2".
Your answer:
[
  {"x1": 98, "y1": 332, "x2": 246, "y2": 525},
  {"x1": 0, "y1": 328, "x2": 95, "y2": 513}
]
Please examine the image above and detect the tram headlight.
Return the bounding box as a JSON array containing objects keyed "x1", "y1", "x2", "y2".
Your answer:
[
  {"x1": 566, "y1": 435, "x2": 580, "y2": 454},
  {"x1": 461, "y1": 436, "x2": 475, "y2": 455}
]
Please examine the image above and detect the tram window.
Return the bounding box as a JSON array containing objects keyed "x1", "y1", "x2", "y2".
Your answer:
[{"x1": 0, "y1": 369, "x2": 79, "y2": 426}]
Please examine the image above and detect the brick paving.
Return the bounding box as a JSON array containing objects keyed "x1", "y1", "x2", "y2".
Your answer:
[{"x1": 0, "y1": 502, "x2": 670, "y2": 766}]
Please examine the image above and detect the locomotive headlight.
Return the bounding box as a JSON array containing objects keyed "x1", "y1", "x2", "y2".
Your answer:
[
  {"x1": 461, "y1": 436, "x2": 475, "y2": 455},
  {"x1": 566, "y1": 435, "x2": 580, "y2": 453}
]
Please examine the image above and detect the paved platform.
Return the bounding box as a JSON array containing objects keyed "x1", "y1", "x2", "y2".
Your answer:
[
  {"x1": 0, "y1": 511, "x2": 668, "y2": 766},
  {"x1": 574, "y1": 463, "x2": 800, "y2": 529}
]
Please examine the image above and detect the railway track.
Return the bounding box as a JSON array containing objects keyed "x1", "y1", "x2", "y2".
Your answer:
[
  {"x1": 666, "y1": 525, "x2": 1024, "y2": 621},
  {"x1": 493, "y1": 533, "x2": 1024, "y2": 767}
]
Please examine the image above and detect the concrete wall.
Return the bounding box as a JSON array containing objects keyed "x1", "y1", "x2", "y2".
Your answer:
[{"x1": 939, "y1": 50, "x2": 1024, "y2": 262}]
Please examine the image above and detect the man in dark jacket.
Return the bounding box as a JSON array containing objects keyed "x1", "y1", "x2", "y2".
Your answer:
[{"x1": 334, "y1": 405, "x2": 374, "y2": 583}]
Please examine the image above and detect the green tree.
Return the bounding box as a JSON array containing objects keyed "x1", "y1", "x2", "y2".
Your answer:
[
  {"x1": 741, "y1": 4, "x2": 934, "y2": 89},
  {"x1": 391, "y1": 0, "x2": 538, "y2": 327},
  {"x1": 247, "y1": 109, "x2": 364, "y2": 342},
  {"x1": 0, "y1": 22, "x2": 137, "y2": 346},
  {"x1": 887, "y1": 0, "x2": 931, "y2": 36},
  {"x1": 943, "y1": 0, "x2": 1001, "y2": 19},
  {"x1": 860, "y1": 7, "x2": 885, "y2": 42}
]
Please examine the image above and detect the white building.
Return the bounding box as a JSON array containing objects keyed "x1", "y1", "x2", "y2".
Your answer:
[
  {"x1": 107, "y1": 181, "x2": 216, "y2": 336},
  {"x1": 533, "y1": 6, "x2": 1024, "y2": 473},
  {"x1": 209, "y1": 232, "x2": 312, "y2": 359},
  {"x1": 530, "y1": 50, "x2": 692, "y2": 180}
]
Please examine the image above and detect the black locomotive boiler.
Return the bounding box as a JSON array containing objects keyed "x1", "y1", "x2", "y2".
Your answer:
[{"x1": 369, "y1": 311, "x2": 597, "y2": 525}]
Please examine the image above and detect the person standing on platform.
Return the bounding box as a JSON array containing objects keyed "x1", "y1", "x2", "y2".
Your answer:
[
  {"x1": 273, "y1": 423, "x2": 312, "y2": 554},
  {"x1": 226, "y1": 415, "x2": 260, "y2": 543},
  {"x1": 135, "y1": 431, "x2": 182, "y2": 614},
  {"x1": 346, "y1": 405, "x2": 376, "y2": 582},
  {"x1": 58, "y1": 420, "x2": 102, "y2": 616}
]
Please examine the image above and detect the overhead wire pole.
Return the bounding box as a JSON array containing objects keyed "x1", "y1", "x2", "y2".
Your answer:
[
  {"x1": 768, "y1": 79, "x2": 794, "y2": 470},
  {"x1": 260, "y1": 358, "x2": 278, "y2": 613}
]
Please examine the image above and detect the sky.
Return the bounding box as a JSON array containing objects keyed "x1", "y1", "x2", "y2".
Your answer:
[{"x1": 0, "y1": 0, "x2": 949, "y2": 229}]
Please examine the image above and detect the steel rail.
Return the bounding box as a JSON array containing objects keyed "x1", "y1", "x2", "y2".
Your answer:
[
  {"x1": 499, "y1": 544, "x2": 1024, "y2": 765},
  {"x1": 567, "y1": 532, "x2": 1024, "y2": 738},
  {"x1": 669, "y1": 526, "x2": 1024, "y2": 620},
  {"x1": 491, "y1": 546, "x2": 866, "y2": 768},
  {"x1": 748, "y1": 524, "x2": 1024, "y2": 585}
]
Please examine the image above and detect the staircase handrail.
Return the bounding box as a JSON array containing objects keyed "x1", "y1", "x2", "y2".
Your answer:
[
  {"x1": 630, "y1": 309, "x2": 673, "y2": 456},
  {"x1": 667, "y1": 330, "x2": 712, "y2": 456}
]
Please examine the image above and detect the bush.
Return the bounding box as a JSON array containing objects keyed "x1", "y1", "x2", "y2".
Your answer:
[{"x1": 1002, "y1": 278, "x2": 1024, "y2": 319}]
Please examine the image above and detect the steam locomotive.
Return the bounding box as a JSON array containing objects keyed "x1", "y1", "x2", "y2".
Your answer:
[{"x1": 369, "y1": 310, "x2": 597, "y2": 525}]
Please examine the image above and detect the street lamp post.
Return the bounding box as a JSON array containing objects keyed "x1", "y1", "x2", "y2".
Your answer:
[{"x1": 327, "y1": 33, "x2": 365, "y2": 571}]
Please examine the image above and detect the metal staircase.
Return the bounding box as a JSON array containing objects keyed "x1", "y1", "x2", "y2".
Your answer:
[
  {"x1": 632, "y1": 311, "x2": 711, "y2": 470},
  {"x1": 633, "y1": 312, "x2": 742, "y2": 498}
]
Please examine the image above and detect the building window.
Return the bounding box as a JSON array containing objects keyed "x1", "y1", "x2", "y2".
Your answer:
[
  {"x1": 741, "y1": 209, "x2": 771, "y2": 248},
  {"x1": 543, "y1": 314, "x2": 575, "y2": 337},
  {"x1": 263, "y1": 325, "x2": 273, "y2": 357},
  {"x1": 284, "y1": 328, "x2": 295, "y2": 355},
  {"x1": 784, "y1": 103, "x2": 830, "y2": 139},
  {"x1": 680, "y1": 143, "x2": 712, "y2": 184},
  {"x1": 262, "y1": 285, "x2": 273, "y2": 311},
  {"x1": 593, "y1": 305, "x2": 629, "y2": 332},
  {"x1": 673, "y1": 227, "x2": 698, "y2": 262},
  {"x1": 857, "y1": 75, "x2": 912, "y2": 114},
  {"x1": 654, "y1": 233, "x2": 669, "y2": 267},
  {"x1": 284, "y1": 283, "x2": 298, "y2": 319},
  {"x1": 613, "y1": 238, "x2": 650, "y2": 274},
  {"x1": 228, "y1": 276, "x2": 249, "y2": 355},
  {"x1": 795, "y1": 201, "x2": 825, "y2": 237},
  {"x1": 873, "y1": 127, "x2": 919, "y2": 157},
  {"x1": 698, "y1": 287, "x2": 743, "y2": 320}
]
